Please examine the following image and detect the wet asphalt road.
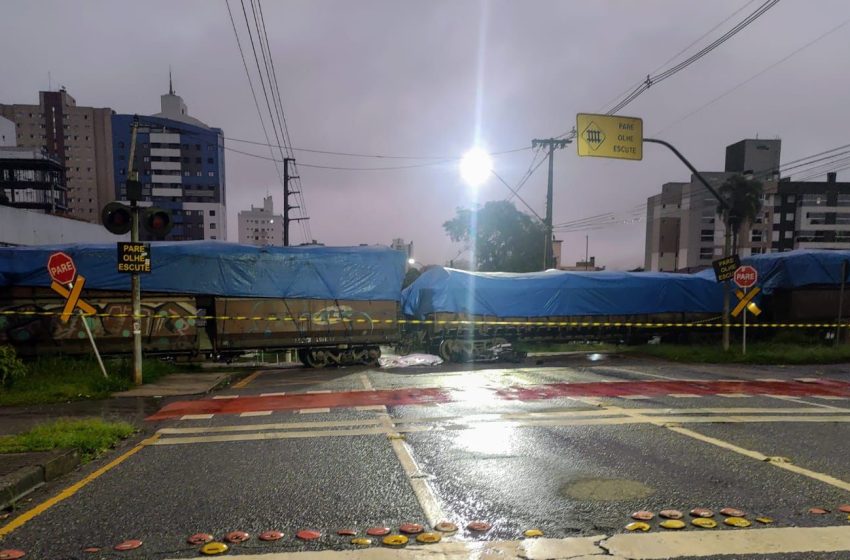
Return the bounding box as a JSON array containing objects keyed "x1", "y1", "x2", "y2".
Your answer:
[{"x1": 3, "y1": 353, "x2": 850, "y2": 559}]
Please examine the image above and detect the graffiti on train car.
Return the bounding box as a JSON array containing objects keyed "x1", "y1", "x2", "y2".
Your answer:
[
  {"x1": 300, "y1": 305, "x2": 374, "y2": 331},
  {"x1": 0, "y1": 300, "x2": 200, "y2": 346}
]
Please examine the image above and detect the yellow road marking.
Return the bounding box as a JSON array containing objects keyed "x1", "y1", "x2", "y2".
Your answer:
[
  {"x1": 231, "y1": 370, "x2": 262, "y2": 389},
  {"x1": 0, "y1": 434, "x2": 159, "y2": 539}
]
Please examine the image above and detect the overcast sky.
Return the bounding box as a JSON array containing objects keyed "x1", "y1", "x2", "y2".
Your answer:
[{"x1": 2, "y1": 0, "x2": 849, "y2": 269}]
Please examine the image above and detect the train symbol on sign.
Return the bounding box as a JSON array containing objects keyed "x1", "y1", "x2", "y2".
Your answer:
[{"x1": 581, "y1": 122, "x2": 605, "y2": 150}]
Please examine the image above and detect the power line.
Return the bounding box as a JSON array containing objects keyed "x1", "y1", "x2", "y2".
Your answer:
[
  {"x1": 224, "y1": 145, "x2": 460, "y2": 170},
  {"x1": 653, "y1": 14, "x2": 850, "y2": 136}
]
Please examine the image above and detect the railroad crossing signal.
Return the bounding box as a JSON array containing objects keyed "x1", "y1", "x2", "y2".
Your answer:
[
  {"x1": 732, "y1": 286, "x2": 761, "y2": 318},
  {"x1": 46, "y1": 252, "x2": 95, "y2": 323}
]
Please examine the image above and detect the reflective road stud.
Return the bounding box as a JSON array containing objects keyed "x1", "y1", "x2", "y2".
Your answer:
[
  {"x1": 382, "y1": 535, "x2": 409, "y2": 547},
  {"x1": 200, "y1": 542, "x2": 229, "y2": 555},
  {"x1": 297, "y1": 530, "x2": 321, "y2": 541},
  {"x1": 224, "y1": 531, "x2": 250, "y2": 543},
  {"x1": 839, "y1": 505, "x2": 850, "y2": 513},
  {"x1": 82, "y1": 547, "x2": 101, "y2": 553},
  {"x1": 720, "y1": 508, "x2": 746, "y2": 517},
  {"x1": 259, "y1": 530, "x2": 284, "y2": 541},
  {"x1": 366, "y1": 527, "x2": 390, "y2": 536},
  {"x1": 691, "y1": 518, "x2": 718, "y2": 528},
  {"x1": 724, "y1": 517, "x2": 752, "y2": 527},
  {"x1": 809, "y1": 507, "x2": 830, "y2": 515},
  {"x1": 524, "y1": 529, "x2": 544, "y2": 538},
  {"x1": 113, "y1": 540, "x2": 143, "y2": 551},
  {"x1": 337, "y1": 529, "x2": 357, "y2": 536},
  {"x1": 659, "y1": 509, "x2": 683, "y2": 520},
  {"x1": 0, "y1": 551, "x2": 26, "y2": 559},
  {"x1": 351, "y1": 538, "x2": 372, "y2": 546},
  {"x1": 625, "y1": 522, "x2": 650, "y2": 532},
  {"x1": 187, "y1": 534, "x2": 214, "y2": 545},
  {"x1": 434, "y1": 521, "x2": 458, "y2": 533},
  {"x1": 416, "y1": 533, "x2": 442, "y2": 544},
  {"x1": 631, "y1": 511, "x2": 654, "y2": 521},
  {"x1": 690, "y1": 508, "x2": 714, "y2": 518},
  {"x1": 756, "y1": 517, "x2": 775, "y2": 524},
  {"x1": 400, "y1": 523, "x2": 424, "y2": 534},
  {"x1": 467, "y1": 521, "x2": 492, "y2": 532},
  {"x1": 660, "y1": 520, "x2": 686, "y2": 530}
]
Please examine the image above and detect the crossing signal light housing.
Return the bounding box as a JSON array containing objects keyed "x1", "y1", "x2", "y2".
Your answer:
[
  {"x1": 143, "y1": 207, "x2": 173, "y2": 238},
  {"x1": 101, "y1": 202, "x2": 132, "y2": 235}
]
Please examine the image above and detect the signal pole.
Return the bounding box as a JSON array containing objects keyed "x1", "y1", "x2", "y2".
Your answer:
[
  {"x1": 127, "y1": 116, "x2": 143, "y2": 385},
  {"x1": 531, "y1": 138, "x2": 571, "y2": 270},
  {"x1": 283, "y1": 158, "x2": 308, "y2": 246}
]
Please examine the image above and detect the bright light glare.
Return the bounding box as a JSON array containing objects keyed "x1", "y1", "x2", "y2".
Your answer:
[
  {"x1": 460, "y1": 148, "x2": 492, "y2": 187},
  {"x1": 408, "y1": 258, "x2": 416, "y2": 265}
]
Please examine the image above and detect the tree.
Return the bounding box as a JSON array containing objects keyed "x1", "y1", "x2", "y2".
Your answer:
[
  {"x1": 443, "y1": 200, "x2": 545, "y2": 272},
  {"x1": 716, "y1": 175, "x2": 764, "y2": 251}
]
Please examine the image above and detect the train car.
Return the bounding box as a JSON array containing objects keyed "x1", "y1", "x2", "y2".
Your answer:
[{"x1": 0, "y1": 242, "x2": 406, "y2": 366}]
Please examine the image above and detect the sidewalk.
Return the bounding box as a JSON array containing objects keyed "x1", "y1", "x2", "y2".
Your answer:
[{"x1": 0, "y1": 370, "x2": 242, "y2": 509}]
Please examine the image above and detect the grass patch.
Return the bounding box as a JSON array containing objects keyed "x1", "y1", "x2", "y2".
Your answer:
[
  {"x1": 634, "y1": 343, "x2": 850, "y2": 365},
  {"x1": 0, "y1": 356, "x2": 200, "y2": 407},
  {"x1": 0, "y1": 418, "x2": 135, "y2": 462}
]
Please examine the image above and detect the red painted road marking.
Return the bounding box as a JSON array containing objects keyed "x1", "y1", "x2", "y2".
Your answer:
[{"x1": 145, "y1": 379, "x2": 850, "y2": 421}]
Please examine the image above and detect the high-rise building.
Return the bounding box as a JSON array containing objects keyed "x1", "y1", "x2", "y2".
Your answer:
[
  {"x1": 238, "y1": 195, "x2": 283, "y2": 246},
  {"x1": 0, "y1": 116, "x2": 15, "y2": 147},
  {"x1": 644, "y1": 138, "x2": 850, "y2": 271},
  {"x1": 0, "y1": 89, "x2": 115, "y2": 222},
  {"x1": 112, "y1": 79, "x2": 225, "y2": 241}
]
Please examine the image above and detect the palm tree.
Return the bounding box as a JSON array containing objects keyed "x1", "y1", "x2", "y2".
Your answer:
[{"x1": 717, "y1": 175, "x2": 764, "y2": 252}]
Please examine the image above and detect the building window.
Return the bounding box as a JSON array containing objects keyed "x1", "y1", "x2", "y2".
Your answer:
[
  {"x1": 785, "y1": 213, "x2": 794, "y2": 222},
  {"x1": 699, "y1": 247, "x2": 713, "y2": 260},
  {"x1": 118, "y1": 141, "x2": 125, "y2": 149},
  {"x1": 210, "y1": 210, "x2": 216, "y2": 216},
  {"x1": 751, "y1": 247, "x2": 763, "y2": 255},
  {"x1": 143, "y1": 156, "x2": 150, "y2": 162},
  {"x1": 751, "y1": 230, "x2": 763, "y2": 242},
  {"x1": 207, "y1": 158, "x2": 214, "y2": 164},
  {"x1": 208, "y1": 144, "x2": 215, "y2": 151},
  {"x1": 196, "y1": 171, "x2": 202, "y2": 176},
  {"x1": 207, "y1": 171, "x2": 215, "y2": 177},
  {"x1": 784, "y1": 230, "x2": 793, "y2": 239},
  {"x1": 119, "y1": 169, "x2": 126, "y2": 175},
  {"x1": 184, "y1": 171, "x2": 190, "y2": 176},
  {"x1": 210, "y1": 223, "x2": 216, "y2": 229},
  {"x1": 211, "y1": 235, "x2": 216, "y2": 240},
  {"x1": 787, "y1": 195, "x2": 796, "y2": 204},
  {"x1": 700, "y1": 229, "x2": 713, "y2": 242}
]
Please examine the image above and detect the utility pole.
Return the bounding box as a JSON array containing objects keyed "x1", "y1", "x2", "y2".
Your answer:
[
  {"x1": 282, "y1": 157, "x2": 308, "y2": 246},
  {"x1": 585, "y1": 235, "x2": 589, "y2": 271},
  {"x1": 531, "y1": 138, "x2": 571, "y2": 270},
  {"x1": 127, "y1": 116, "x2": 143, "y2": 385}
]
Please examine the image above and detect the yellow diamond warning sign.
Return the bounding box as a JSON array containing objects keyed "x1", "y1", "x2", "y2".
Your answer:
[{"x1": 577, "y1": 113, "x2": 643, "y2": 160}]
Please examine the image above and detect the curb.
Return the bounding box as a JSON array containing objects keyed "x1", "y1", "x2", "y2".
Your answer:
[{"x1": 0, "y1": 449, "x2": 80, "y2": 509}]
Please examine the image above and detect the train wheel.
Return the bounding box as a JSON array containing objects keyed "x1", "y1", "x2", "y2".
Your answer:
[
  {"x1": 304, "y1": 350, "x2": 329, "y2": 368},
  {"x1": 438, "y1": 339, "x2": 454, "y2": 362}
]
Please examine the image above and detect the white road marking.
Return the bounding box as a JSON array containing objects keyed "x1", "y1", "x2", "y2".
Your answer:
[
  {"x1": 240, "y1": 411, "x2": 272, "y2": 417},
  {"x1": 179, "y1": 414, "x2": 214, "y2": 420},
  {"x1": 795, "y1": 377, "x2": 821, "y2": 382},
  {"x1": 153, "y1": 426, "x2": 427, "y2": 445},
  {"x1": 815, "y1": 395, "x2": 849, "y2": 400},
  {"x1": 354, "y1": 405, "x2": 385, "y2": 411},
  {"x1": 305, "y1": 390, "x2": 332, "y2": 394},
  {"x1": 298, "y1": 407, "x2": 331, "y2": 414},
  {"x1": 668, "y1": 393, "x2": 701, "y2": 398},
  {"x1": 259, "y1": 392, "x2": 287, "y2": 397},
  {"x1": 767, "y1": 394, "x2": 845, "y2": 410},
  {"x1": 591, "y1": 365, "x2": 679, "y2": 380},
  {"x1": 759, "y1": 378, "x2": 784, "y2": 382},
  {"x1": 212, "y1": 395, "x2": 239, "y2": 399},
  {"x1": 159, "y1": 418, "x2": 383, "y2": 434},
  {"x1": 359, "y1": 373, "x2": 374, "y2": 391},
  {"x1": 619, "y1": 395, "x2": 651, "y2": 400},
  {"x1": 717, "y1": 393, "x2": 751, "y2": 398}
]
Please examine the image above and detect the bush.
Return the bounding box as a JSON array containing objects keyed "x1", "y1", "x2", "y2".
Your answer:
[{"x1": 0, "y1": 345, "x2": 28, "y2": 388}]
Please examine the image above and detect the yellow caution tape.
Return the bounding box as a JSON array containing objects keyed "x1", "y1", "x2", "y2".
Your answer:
[{"x1": 0, "y1": 308, "x2": 844, "y2": 329}]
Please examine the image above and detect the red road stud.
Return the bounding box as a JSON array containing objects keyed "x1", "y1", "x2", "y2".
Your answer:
[
  {"x1": 434, "y1": 521, "x2": 458, "y2": 533},
  {"x1": 297, "y1": 530, "x2": 321, "y2": 541},
  {"x1": 82, "y1": 548, "x2": 101, "y2": 554},
  {"x1": 659, "y1": 510, "x2": 683, "y2": 520},
  {"x1": 631, "y1": 511, "x2": 654, "y2": 521},
  {"x1": 690, "y1": 508, "x2": 714, "y2": 518},
  {"x1": 809, "y1": 507, "x2": 830, "y2": 515},
  {"x1": 467, "y1": 521, "x2": 492, "y2": 532},
  {"x1": 259, "y1": 531, "x2": 284, "y2": 541},
  {"x1": 113, "y1": 540, "x2": 143, "y2": 551},
  {"x1": 225, "y1": 531, "x2": 250, "y2": 543},
  {"x1": 839, "y1": 505, "x2": 850, "y2": 513},
  {"x1": 400, "y1": 523, "x2": 424, "y2": 534},
  {"x1": 187, "y1": 534, "x2": 214, "y2": 545},
  {"x1": 720, "y1": 508, "x2": 746, "y2": 517},
  {"x1": 0, "y1": 551, "x2": 26, "y2": 560},
  {"x1": 337, "y1": 529, "x2": 357, "y2": 536},
  {"x1": 366, "y1": 527, "x2": 391, "y2": 536}
]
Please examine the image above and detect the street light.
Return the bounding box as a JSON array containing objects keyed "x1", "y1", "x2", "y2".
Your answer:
[
  {"x1": 408, "y1": 258, "x2": 416, "y2": 265},
  {"x1": 460, "y1": 147, "x2": 492, "y2": 187}
]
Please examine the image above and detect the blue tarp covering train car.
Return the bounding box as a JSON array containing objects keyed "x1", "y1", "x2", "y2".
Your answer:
[
  {"x1": 699, "y1": 249, "x2": 850, "y2": 294},
  {"x1": 403, "y1": 267, "x2": 725, "y2": 318},
  {"x1": 0, "y1": 242, "x2": 407, "y2": 301},
  {"x1": 404, "y1": 250, "x2": 850, "y2": 319}
]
